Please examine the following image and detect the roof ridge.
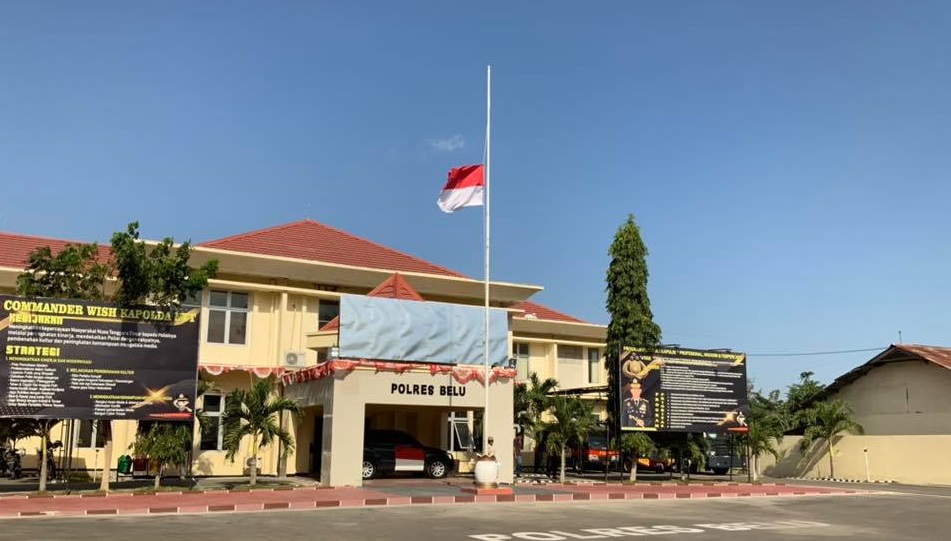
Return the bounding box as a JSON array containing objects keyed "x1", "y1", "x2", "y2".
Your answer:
[
  {"x1": 303, "y1": 220, "x2": 465, "y2": 278},
  {"x1": 197, "y1": 219, "x2": 317, "y2": 247},
  {"x1": 199, "y1": 219, "x2": 466, "y2": 278},
  {"x1": 0, "y1": 231, "x2": 103, "y2": 246},
  {"x1": 513, "y1": 300, "x2": 587, "y2": 324}
]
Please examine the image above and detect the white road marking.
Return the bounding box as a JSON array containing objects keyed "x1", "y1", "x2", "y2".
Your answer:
[{"x1": 469, "y1": 520, "x2": 831, "y2": 540}]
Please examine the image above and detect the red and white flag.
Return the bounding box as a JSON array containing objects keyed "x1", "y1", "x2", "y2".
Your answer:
[{"x1": 437, "y1": 164, "x2": 485, "y2": 213}]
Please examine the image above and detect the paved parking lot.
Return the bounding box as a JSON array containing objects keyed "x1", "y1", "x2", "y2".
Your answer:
[{"x1": 0, "y1": 489, "x2": 945, "y2": 541}]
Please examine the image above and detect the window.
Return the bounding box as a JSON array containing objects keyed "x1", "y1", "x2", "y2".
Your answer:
[
  {"x1": 587, "y1": 348, "x2": 601, "y2": 384},
  {"x1": 558, "y1": 345, "x2": 584, "y2": 362},
  {"x1": 207, "y1": 291, "x2": 249, "y2": 344},
  {"x1": 449, "y1": 413, "x2": 474, "y2": 452},
  {"x1": 74, "y1": 420, "x2": 107, "y2": 449},
  {"x1": 199, "y1": 394, "x2": 226, "y2": 451},
  {"x1": 318, "y1": 300, "x2": 340, "y2": 328},
  {"x1": 183, "y1": 291, "x2": 203, "y2": 309},
  {"x1": 513, "y1": 342, "x2": 530, "y2": 380}
]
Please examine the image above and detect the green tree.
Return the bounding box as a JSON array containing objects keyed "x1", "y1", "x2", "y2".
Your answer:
[
  {"x1": 538, "y1": 396, "x2": 597, "y2": 483},
  {"x1": 799, "y1": 400, "x2": 864, "y2": 479},
  {"x1": 16, "y1": 244, "x2": 110, "y2": 300},
  {"x1": 110, "y1": 222, "x2": 218, "y2": 308},
  {"x1": 605, "y1": 215, "x2": 662, "y2": 432},
  {"x1": 16, "y1": 243, "x2": 109, "y2": 491},
  {"x1": 513, "y1": 373, "x2": 559, "y2": 473},
  {"x1": 0, "y1": 419, "x2": 57, "y2": 449},
  {"x1": 16, "y1": 222, "x2": 218, "y2": 491},
  {"x1": 743, "y1": 387, "x2": 789, "y2": 481},
  {"x1": 222, "y1": 377, "x2": 300, "y2": 486},
  {"x1": 742, "y1": 421, "x2": 783, "y2": 481},
  {"x1": 617, "y1": 432, "x2": 655, "y2": 482},
  {"x1": 750, "y1": 387, "x2": 791, "y2": 432},
  {"x1": 130, "y1": 422, "x2": 192, "y2": 490},
  {"x1": 129, "y1": 379, "x2": 215, "y2": 490},
  {"x1": 786, "y1": 371, "x2": 825, "y2": 432}
]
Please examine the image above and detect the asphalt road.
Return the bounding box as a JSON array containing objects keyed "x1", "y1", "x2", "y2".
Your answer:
[{"x1": 1, "y1": 491, "x2": 945, "y2": 540}]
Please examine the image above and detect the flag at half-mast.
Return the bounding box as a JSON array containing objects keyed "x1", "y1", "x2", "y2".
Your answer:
[{"x1": 437, "y1": 164, "x2": 485, "y2": 213}]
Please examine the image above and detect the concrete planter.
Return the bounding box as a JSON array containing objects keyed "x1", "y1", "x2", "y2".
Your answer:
[{"x1": 473, "y1": 457, "x2": 500, "y2": 487}]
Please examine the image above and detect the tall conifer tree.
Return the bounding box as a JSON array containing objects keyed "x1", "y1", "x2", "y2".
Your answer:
[{"x1": 605, "y1": 214, "x2": 662, "y2": 432}]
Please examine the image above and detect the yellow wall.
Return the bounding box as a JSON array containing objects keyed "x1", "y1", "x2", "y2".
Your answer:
[
  {"x1": 831, "y1": 361, "x2": 951, "y2": 435},
  {"x1": 515, "y1": 340, "x2": 606, "y2": 388},
  {"x1": 10, "y1": 420, "x2": 137, "y2": 476},
  {"x1": 760, "y1": 434, "x2": 951, "y2": 485}
]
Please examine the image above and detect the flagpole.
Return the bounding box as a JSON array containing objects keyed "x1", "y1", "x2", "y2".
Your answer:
[{"x1": 483, "y1": 64, "x2": 491, "y2": 454}]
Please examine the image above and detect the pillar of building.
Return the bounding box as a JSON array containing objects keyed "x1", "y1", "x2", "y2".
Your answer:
[
  {"x1": 484, "y1": 380, "x2": 515, "y2": 484},
  {"x1": 322, "y1": 394, "x2": 365, "y2": 487}
]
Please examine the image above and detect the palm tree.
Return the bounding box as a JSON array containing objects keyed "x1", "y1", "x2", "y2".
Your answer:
[
  {"x1": 130, "y1": 422, "x2": 192, "y2": 490},
  {"x1": 618, "y1": 432, "x2": 654, "y2": 482},
  {"x1": 743, "y1": 396, "x2": 787, "y2": 481},
  {"x1": 514, "y1": 374, "x2": 558, "y2": 473},
  {"x1": 222, "y1": 377, "x2": 299, "y2": 486},
  {"x1": 539, "y1": 396, "x2": 597, "y2": 483},
  {"x1": 799, "y1": 400, "x2": 864, "y2": 479},
  {"x1": 11, "y1": 419, "x2": 60, "y2": 491},
  {"x1": 742, "y1": 422, "x2": 783, "y2": 481}
]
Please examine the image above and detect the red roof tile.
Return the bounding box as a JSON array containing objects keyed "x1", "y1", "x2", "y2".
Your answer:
[
  {"x1": 0, "y1": 232, "x2": 112, "y2": 269},
  {"x1": 512, "y1": 301, "x2": 586, "y2": 323},
  {"x1": 199, "y1": 220, "x2": 464, "y2": 278},
  {"x1": 0, "y1": 223, "x2": 593, "y2": 326},
  {"x1": 318, "y1": 273, "x2": 425, "y2": 332}
]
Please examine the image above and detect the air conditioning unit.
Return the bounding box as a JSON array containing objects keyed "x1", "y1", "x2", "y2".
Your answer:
[{"x1": 283, "y1": 350, "x2": 310, "y2": 369}]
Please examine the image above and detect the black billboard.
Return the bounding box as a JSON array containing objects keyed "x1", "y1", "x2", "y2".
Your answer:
[
  {"x1": 0, "y1": 295, "x2": 200, "y2": 420},
  {"x1": 619, "y1": 346, "x2": 749, "y2": 433}
]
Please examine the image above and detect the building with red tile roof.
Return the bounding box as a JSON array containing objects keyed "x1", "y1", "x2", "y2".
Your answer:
[{"x1": 0, "y1": 219, "x2": 608, "y2": 486}]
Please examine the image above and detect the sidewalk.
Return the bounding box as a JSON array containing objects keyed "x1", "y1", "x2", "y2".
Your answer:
[{"x1": 0, "y1": 477, "x2": 876, "y2": 519}]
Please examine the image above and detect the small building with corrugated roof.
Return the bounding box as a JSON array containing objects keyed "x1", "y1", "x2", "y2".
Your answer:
[{"x1": 764, "y1": 344, "x2": 951, "y2": 485}]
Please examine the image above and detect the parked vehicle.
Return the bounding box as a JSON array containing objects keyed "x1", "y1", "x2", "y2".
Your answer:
[
  {"x1": 571, "y1": 433, "x2": 620, "y2": 473},
  {"x1": 704, "y1": 432, "x2": 745, "y2": 475},
  {"x1": 362, "y1": 429, "x2": 455, "y2": 480},
  {"x1": 3, "y1": 447, "x2": 24, "y2": 479},
  {"x1": 623, "y1": 453, "x2": 675, "y2": 474},
  {"x1": 545, "y1": 432, "x2": 620, "y2": 475}
]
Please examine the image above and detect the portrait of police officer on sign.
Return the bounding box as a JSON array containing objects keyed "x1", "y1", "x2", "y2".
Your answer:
[{"x1": 620, "y1": 354, "x2": 665, "y2": 430}]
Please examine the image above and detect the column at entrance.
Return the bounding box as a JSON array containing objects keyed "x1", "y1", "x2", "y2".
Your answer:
[
  {"x1": 323, "y1": 398, "x2": 365, "y2": 486},
  {"x1": 484, "y1": 380, "x2": 515, "y2": 484}
]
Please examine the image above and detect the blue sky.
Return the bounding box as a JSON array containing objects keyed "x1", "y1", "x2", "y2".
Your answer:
[{"x1": 2, "y1": 2, "x2": 949, "y2": 393}]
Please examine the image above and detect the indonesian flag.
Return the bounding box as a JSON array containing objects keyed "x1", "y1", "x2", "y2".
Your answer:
[{"x1": 437, "y1": 164, "x2": 485, "y2": 213}]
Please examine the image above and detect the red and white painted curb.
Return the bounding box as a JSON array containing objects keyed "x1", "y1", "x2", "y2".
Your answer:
[{"x1": 0, "y1": 484, "x2": 876, "y2": 519}]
